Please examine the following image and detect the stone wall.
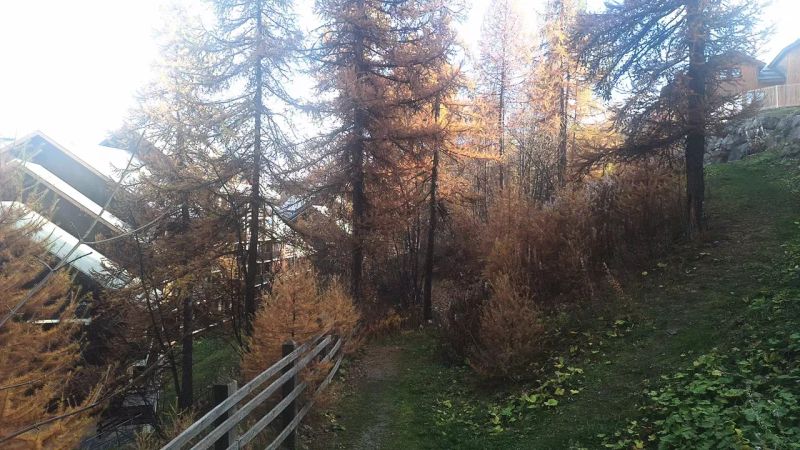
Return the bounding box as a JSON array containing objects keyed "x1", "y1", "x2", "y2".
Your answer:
[{"x1": 707, "y1": 108, "x2": 800, "y2": 163}]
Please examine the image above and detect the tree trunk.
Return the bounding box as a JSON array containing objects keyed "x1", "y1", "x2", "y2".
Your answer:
[
  {"x1": 422, "y1": 100, "x2": 441, "y2": 322},
  {"x1": 177, "y1": 131, "x2": 193, "y2": 410},
  {"x1": 557, "y1": 69, "x2": 570, "y2": 187},
  {"x1": 244, "y1": 1, "x2": 265, "y2": 333},
  {"x1": 178, "y1": 293, "x2": 193, "y2": 409},
  {"x1": 350, "y1": 0, "x2": 368, "y2": 303},
  {"x1": 498, "y1": 58, "x2": 506, "y2": 191},
  {"x1": 685, "y1": 0, "x2": 707, "y2": 235}
]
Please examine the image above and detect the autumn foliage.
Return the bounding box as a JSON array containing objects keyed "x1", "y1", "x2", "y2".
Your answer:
[
  {"x1": 241, "y1": 263, "x2": 359, "y2": 382},
  {"x1": 446, "y1": 164, "x2": 684, "y2": 377},
  {"x1": 470, "y1": 274, "x2": 545, "y2": 378},
  {"x1": 0, "y1": 205, "x2": 100, "y2": 449}
]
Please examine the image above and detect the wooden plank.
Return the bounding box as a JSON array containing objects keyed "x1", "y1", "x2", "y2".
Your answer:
[
  {"x1": 266, "y1": 346, "x2": 345, "y2": 450},
  {"x1": 211, "y1": 381, "x2": 237, "y2": 450},
  {"x1": 189, "y1": 336, "x2": 332, "y2": 450},
  {"x1": 281, "y1": 341, "x2": 298, "y2": 450},
  {"x1": 226, "y1": 382, "x2": 308, "y2": 449},
  {"x1": 160, "y1": 337, "x2": 318, "y2": 450}
]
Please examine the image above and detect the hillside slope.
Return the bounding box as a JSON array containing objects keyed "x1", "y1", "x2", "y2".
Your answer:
[{"x1": 314, "y1": 149, "x2": 800, "y2": 449}]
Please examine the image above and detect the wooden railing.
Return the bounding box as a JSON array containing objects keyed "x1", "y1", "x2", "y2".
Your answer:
[
  {"x1": 749, "y1": 83, "x2": 800, "y2": 109},
  {"x1": 161, "y1": 334, "x2": 344, "y2": 450}
]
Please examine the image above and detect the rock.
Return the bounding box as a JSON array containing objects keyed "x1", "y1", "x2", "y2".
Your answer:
[
  {"x1": 760, "y1": 115, "x2": 780, "y2": 130},
  {"x1": 727, "y1": 143, "x2": 749, "y2": 162},
  {"x1": 787, "y1": 124, "x2": 800, "y2": 143}
]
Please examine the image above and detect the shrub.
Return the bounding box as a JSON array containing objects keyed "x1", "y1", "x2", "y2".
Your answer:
[
  {"x1": 442, "y1": 164, "x2": 684, "y2": 376},
  {"x1": 442, "y1": 280, "x2": 487, "y2": 362},
  {"x1": 469, "y1": 274, "x2": 545, "y2": 378},
  {"x1": 241, "y1": 262, "x2": 359, "y2": 383},
  {"x1": 482, "y1": 164, "x2": 683, "y2": 305}
]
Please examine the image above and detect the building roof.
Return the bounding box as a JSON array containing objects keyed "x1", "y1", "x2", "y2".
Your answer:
[
  {"x1": 758, "y1": 38, "x2": 800, "y2": 83},
  {"x1": 768, "y1": 38, "x2": 800, "y2": 68},
  {"x1": 1, "y1": 202, "x2": 129, "y2": 289},
  {"x1": 0, "y1": 130, "x2": 141, "y2": 185},
  {"x1": 13, "y1": 159, "x2": 131, "y2": 233}
]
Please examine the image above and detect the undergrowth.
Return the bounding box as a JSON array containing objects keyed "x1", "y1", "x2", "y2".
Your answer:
[
  {"x1": 325, "y1": 151, "x2": 800, "y2": 449},
  {"x1": 601, "y1": 218, "x2": 800, "y2": 449}
]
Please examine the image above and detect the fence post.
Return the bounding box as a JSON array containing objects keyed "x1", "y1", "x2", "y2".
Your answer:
[
  {"x1": 281, "y1": 340, "x2": 298, "y2": 450},
  {"x1": 212, "y1": 381, "x2": 238, "y2": 450}
]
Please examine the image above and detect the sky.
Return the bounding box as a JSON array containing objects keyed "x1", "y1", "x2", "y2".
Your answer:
[{"x1": 0, "y1": 0, "x2": 798, "y2": 145}]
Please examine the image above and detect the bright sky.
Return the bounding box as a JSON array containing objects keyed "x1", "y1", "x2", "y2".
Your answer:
[{"x1": 0, "y1": 0, "x2": 798, "y2": 145}]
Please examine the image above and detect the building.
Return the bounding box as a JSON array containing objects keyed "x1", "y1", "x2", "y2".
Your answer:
[
  {"x1": 716, "y1": 52, "x2": 767, "y2": 96},
  {"x1": 719, "y1": 39, "x2": 800, "y2": 109},
  {"x1": 0, "y1": 130, "x2": 134, "y2": 290},
  {"x1": 758, "y1": 39, "x2": 800, "y2": 87}
]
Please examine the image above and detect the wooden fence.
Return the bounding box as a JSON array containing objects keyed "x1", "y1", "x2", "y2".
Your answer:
[
  {"x1": 161, "y1": 334, "x2": 343, "y2": 450},
  {"x1": 750, "y1": 83, "x2": 800, "y2": 109}
]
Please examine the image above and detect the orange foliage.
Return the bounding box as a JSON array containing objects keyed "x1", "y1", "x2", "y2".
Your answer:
[
  {"x1": 241, "y1": 263, "x2": 359, "y2": 382},
  {"x1": 0, "y1": 205, "x2": 100, "y2": 449},
  {"x1": 470, "y1": 274, "x2": 545, "y2": 378},
  {"x1": 445, "y1": 164, "x2": 683, "y2": 377},
  {"x1": 483, "y1": 164, "x2": 683, "y2": 303}
]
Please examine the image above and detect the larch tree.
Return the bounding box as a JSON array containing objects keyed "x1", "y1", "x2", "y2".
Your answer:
[
  {"x1": 419, "y1": 5, "x2": 465, "y2": 320},
  {"x1": 509, "y1": 0, "x2": 592, "y2": 198},
  {"x1": 118, "y1": 94, "x2": 237, "y2": 410},
  {"x1": 310, "y1": 0, "x2": 463, "y2": 304},
  {"x1": 193, "y1": 0, "x2": 301, "y2": 332},
  {"x1": 533, "y1": 0, "x2": 584, "y2": 187},
  {"x1": 0, "y1": 203, "x2": 101, "y2": 448},
  {"x1": 574, "y1": 0, "x2": 764, "y2": 233},
  {"x1": 476, "y1": 0, "x2": 527, "y2": 192},
  {"x1": 104, "y1": 13, "x2": 244, "y2": 410}
]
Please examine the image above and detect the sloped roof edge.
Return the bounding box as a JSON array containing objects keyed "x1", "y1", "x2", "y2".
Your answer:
[
  {"x1": 0, "y1": 201, "x2": 129, "y2": 289},
  {"x1": 0, "y1": 130, "x2": 139, "y2": 185}
]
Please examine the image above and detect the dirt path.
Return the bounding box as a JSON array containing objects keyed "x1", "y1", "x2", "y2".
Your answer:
[
  {"x1": 313, "y1": 341, "x2": 405, "y2": 449},
  {"x1": 348, "y1": 344, "x2": 402, "y2": 449}
]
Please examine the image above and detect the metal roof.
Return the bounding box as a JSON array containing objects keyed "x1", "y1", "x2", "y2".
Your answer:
[
  {"x1": 0, "y1": 130, "x2": 142, "y2": 185},
  {"x1": 1, "y1": 202, "x2": 129, "y2": 289},
  {"x1": 758, "y1": 66, "x2": 787, "y2": 84},
  {"x1": 14, "y1": 159, "x2": 131, "y2": 233}
]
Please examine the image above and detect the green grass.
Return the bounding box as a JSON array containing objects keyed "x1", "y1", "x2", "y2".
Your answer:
[
  {"x1": 159, "y1": 334, "x2": 241, "y2": 413},
  {"x1": 321, "y1": 150, "x2": 800, "y2": 449}
]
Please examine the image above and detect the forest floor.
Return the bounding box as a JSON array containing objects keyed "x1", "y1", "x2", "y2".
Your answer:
[{"x1": 311, "y1": 149, "x2": 800, "y2": 449}]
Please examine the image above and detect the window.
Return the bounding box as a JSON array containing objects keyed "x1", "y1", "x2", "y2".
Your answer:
[{"x1": 720, "y1": 67, "x2": 743, "y2": 80}]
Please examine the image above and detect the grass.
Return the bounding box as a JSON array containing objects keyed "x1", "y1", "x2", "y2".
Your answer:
[
  {"x1": 320, "y1": 149, "x2": 800, "y2": 449},
  {"x1": 159, "y1": 333, "x2": 240, "y2": 413}
]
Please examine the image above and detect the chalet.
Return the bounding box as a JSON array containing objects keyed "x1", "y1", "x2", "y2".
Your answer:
[
  {"x1": 758, "y1": 39, "x2": 800, "y2": 87},
  {"x1": 716, "y1": 52, "x2": 767, "y2": 96},
  {"x1": 719, "y1": 39, "x2": 800, "y2": 108}
]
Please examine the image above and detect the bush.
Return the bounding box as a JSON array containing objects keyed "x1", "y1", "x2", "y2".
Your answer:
[
  {"x1": 241, "y1": 262, "x2": 359, "y2": 383},
  {"x1": 469, "y1": 274, "x2": 545, "y2": 378},
  {"x1": 482, "y1": 165, "x2": 683, "y2": 305},
  {"x1": 442, "y1": 164, "x2": 684, "y2": 376},
  {"x1": 442, "y1": 280, "x2": 487, "y2": 362}
]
